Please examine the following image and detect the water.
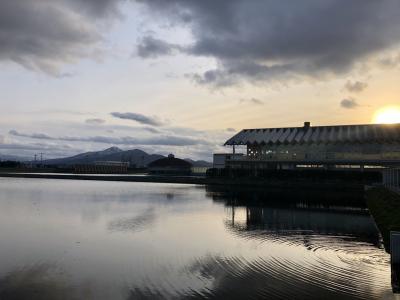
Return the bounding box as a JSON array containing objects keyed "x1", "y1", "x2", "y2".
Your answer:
[{"x1": 0, "y1": 178, "x2": 397, "y2": 300}]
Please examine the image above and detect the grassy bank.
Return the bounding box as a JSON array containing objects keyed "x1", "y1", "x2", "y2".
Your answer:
[{"x1": 366, "y1": 187, "x2": 400, "y2": 252}]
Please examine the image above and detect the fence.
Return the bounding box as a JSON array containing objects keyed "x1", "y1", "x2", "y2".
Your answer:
[{"x1": 383, "y1": 168, "x2": 400, "y2": 193}]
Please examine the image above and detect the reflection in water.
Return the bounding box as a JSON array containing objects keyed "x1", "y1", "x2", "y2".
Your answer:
[
  {"x1": 226, "y1": 206, "x2": 379, "y2": 244},
  {"x1": 0, "y1": 178, "x2": 398, "y2": 300},
  {"x1": 0, "y1": 264, "x2": 75, "y2": 300}
]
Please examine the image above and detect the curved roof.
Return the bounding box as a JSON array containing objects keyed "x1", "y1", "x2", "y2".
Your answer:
[
  {"x1": 225, "y1": 123, "x2": 400, "y2": 145},
  {"x1": 148, "y1": 157, "x2": 192, "y2": 168}
]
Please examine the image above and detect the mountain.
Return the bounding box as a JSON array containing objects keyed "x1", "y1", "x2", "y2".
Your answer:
[
  {"x1": 0, "y1": 153, "x2": 31, "y2": 162},
  {"x1": 44, "y1": 147, "x2": 164, "y2": 167},
  {"x1": 43, "y1": 147, "x2": 211, "y2": 168},
  {"x1": 184, "y1": 158, "x2": 213, "y2": 167}
]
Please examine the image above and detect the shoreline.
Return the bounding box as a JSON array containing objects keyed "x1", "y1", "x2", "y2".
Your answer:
[{"x1": 0, "y1": 172, "x2": 366, "y2": 191}]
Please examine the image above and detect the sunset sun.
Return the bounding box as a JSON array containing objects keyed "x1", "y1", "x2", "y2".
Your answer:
[{"x1": 373, "y1": 106, "x2": 400, "y2": 124}]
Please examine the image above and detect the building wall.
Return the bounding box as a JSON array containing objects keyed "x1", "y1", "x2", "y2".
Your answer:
[
  {"x1": 213, "y1": 154, "x2": 245, "y2": 169},
  {"x1": 148, "y1": 166, "x2": 191, "y2": 175},
  {"x1": 74, "y1": 164, "x2": 128, "y2": 174},
  {"x1": 246, "y1": 143, "x2": 400, "y2": 162}
]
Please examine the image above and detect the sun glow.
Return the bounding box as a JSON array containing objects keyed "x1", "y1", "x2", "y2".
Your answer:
[{"x1": 373, "y1": 106, "x2": 400, "y2": 124}]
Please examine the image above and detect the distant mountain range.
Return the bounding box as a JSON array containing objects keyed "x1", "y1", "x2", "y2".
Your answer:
[
  {"x1": 0, "y1": 153, "x2": 31, "y2": 162},
  {"x1": 183, "y1": 158, "x2": 213, "y2": 168},
  {"x1": 43, "y1": 147, "x2": 212, "y2": 167}
]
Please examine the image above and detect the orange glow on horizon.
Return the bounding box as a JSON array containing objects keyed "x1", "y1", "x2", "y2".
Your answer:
[{"x1": 373, "y1": 106, "x2": 400, "y2": 124}]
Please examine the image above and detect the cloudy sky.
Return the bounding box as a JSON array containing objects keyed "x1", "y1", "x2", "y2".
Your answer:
[{"x1": 1, "y1": 0, "x2": 400, "y2": 160}]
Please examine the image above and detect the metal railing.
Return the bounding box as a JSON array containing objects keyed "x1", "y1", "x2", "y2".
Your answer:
[
  {"x1": 383, "y1": 168, "x2": 400, "y2": 193},
  {"x1": 238, "y1": 152, "x2": 400, "y2": 162}
]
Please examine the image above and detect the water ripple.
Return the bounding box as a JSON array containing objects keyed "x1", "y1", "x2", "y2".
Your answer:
[{"x1": 108, "y1": 208, "x2": 155, "y2": 233}]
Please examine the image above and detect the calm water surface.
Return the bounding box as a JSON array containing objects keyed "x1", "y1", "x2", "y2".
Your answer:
[{"x1": 0, "y1": 178, "x2": 398, "y2": 300}]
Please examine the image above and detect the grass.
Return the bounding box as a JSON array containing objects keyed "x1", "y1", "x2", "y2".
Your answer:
[{"x1": 366, "y1": 187, "x2": 400, "y2": 253}]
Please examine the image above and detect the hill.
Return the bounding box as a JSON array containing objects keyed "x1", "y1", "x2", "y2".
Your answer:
[
  {"x1": 184, "y1": 158, "x2": 213, "y2": 168},
  {"x1": 0, "y1": 153, "x2": 31, "y2": 162},
  {"x1": 43, "y1": 147, "x2": 212, "y2": 168},
  {"x1": 44, "y1": 147, "x2": 164, "y2": 167}
]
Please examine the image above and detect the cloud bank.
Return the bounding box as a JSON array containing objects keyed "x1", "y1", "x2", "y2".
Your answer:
[
  {"x1": 0, "y1": 0, "x2": 121, "y2": 74},
  {"x1": 9, "y1": 129, "x2": 209, "y2": 147},
  {"x1": 137, "y1": 0, "x2": 400, "y2": 86}
]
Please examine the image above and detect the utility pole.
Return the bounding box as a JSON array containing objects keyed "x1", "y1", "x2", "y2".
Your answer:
[{"x1": 39, "y1": 153, "x2": 44, "y2": 167}]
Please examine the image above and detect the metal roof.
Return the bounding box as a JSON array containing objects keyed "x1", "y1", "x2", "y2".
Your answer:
[{"x1": 224, "y1": 123, "x2": 400, "y2": 145}]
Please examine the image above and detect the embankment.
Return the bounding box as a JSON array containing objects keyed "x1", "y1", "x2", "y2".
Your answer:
[
  {"x1": 0, "y1": 172, "x2": 366, "y2": 192},
  {"x1": 366, "y1": 187, "x2": 400, "y2": 252}
]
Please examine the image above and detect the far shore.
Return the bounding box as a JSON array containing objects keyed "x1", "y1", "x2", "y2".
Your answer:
[{"x1": 0, "y1": 172, "x2": 367, "y2": 192}]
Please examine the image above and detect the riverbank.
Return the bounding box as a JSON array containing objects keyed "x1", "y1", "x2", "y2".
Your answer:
[
  {"x1": 0, "y1": 172, "x2": 366, "y2": 192},
  {"x1": 366, "y1": 187, "x2": 400, "y2": 252}
]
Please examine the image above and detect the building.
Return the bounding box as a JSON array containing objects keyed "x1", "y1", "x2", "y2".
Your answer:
[
  {"x1": 148, "y1": 154, "x2": 192, "y2": 175},
  {"x1": 213, "y1": 153, "x2": 244, "y2": 169},
  {"x1": 219, "y1": 122, "x2": 400, "y2": 170},
  {"x1": 74, "y1": 161, "x2": 129, "y2": 174}
]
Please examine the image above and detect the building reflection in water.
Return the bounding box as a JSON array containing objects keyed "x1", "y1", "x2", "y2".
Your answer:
[{"x1": 206, "y1": 185, "x2": 382, "y2": 247}]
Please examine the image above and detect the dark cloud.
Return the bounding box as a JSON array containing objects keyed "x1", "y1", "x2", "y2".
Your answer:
[
  {"x1": 85, "y1": 118, "x2": 106, "y2": 125},
  {"x1": 0, "y1": 0, "x2": 121, "y2": 74},
  {"x1": 340, "y1": 98, "x2": 359, "y2": 109},
  {"x1": 9, "y1": 129, "x2": 209, "y2": 146},
  {"x1": 66, "y1": 0, "x2": 121, "y2": 18},
  {"x1": 111, "y1": 112, "x2": 164, "y2": 126},
  {"x1": 239, "y1": 98, "x2": 264, "y2": 105},
  {"x1": 137, "y1": 0, "x2": 400, "y2": 86},
  {"x1": 344, "y1": 81, "x2": 368, "y2": 93},
  {"x1": 136, "y1": 36, "x2": 181, "y2": 58},
  {"x1": 8, "y1": 130, "x2": 54, "y2": 140}
]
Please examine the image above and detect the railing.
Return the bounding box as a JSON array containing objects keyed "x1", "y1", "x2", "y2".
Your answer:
[
  {"x1": 383, "y1": 168, "x2": 400, "y2": 193},
  {"x1": 235, "y1": 152, "x2": 400, "y2": 162}
]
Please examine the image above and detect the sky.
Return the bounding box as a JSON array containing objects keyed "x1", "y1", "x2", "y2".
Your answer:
[{"x1": 1, "y1": 0, "x2": 400, "y2": 160}]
